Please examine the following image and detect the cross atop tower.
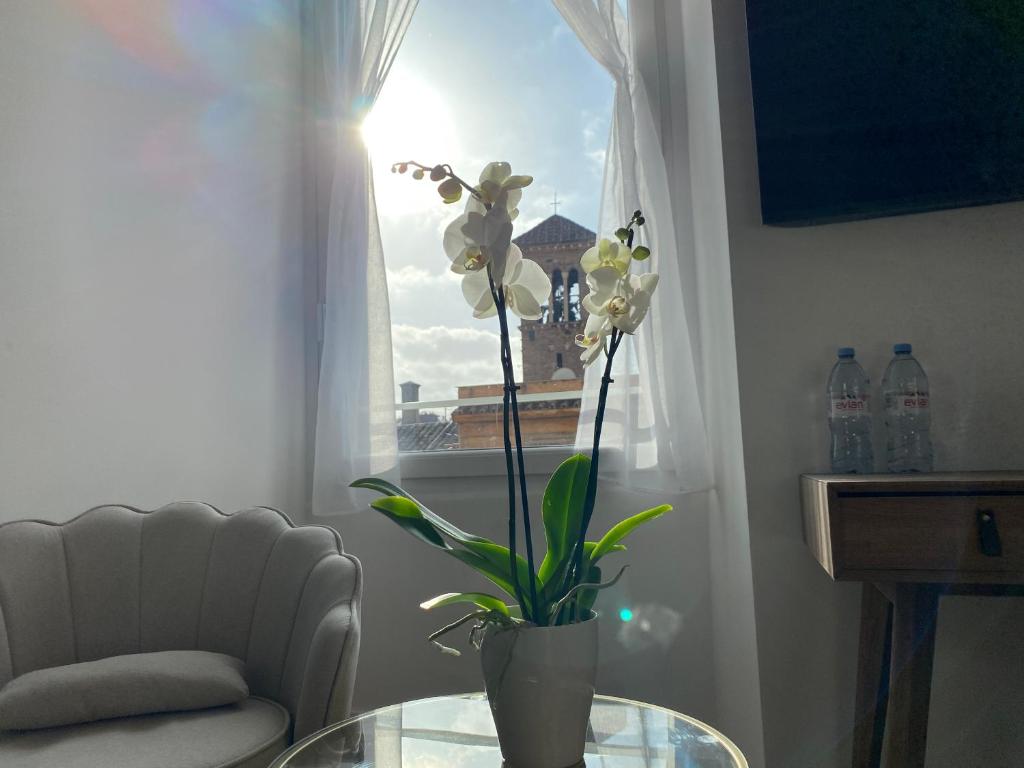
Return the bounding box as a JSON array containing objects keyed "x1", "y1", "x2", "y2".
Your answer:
[{"x1": 550, "y1": 191, "x2": 560, "y2": 216}]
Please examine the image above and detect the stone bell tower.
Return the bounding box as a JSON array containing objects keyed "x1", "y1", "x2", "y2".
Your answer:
[{"x1": 513, "y1": 214, "x2": 596, "y2": 382}]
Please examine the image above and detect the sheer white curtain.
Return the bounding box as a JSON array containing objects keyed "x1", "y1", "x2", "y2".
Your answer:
[
  {"x1": 555, "y1": 0, "x2": 710, "y2": 493},
  {"x1": 312, "y1": 0, "x2": 417, "y2": 516}
]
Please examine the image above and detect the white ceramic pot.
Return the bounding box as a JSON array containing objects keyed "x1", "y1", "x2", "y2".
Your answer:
[{"x1": 480, "y1": 616, "x2": 598, "y2": 768}]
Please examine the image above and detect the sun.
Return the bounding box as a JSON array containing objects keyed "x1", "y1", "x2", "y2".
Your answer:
[{"x1": 362, "y1": 72, "x2": 458, "y2": 215}]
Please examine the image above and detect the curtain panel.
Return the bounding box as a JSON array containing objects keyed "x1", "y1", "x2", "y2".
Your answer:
[
  {"x1": 555, "y1": 0, "x2": 711, "y2": 494},
  {"x1": 311, "y1": 0, "x2": 417, "y2": 516}
]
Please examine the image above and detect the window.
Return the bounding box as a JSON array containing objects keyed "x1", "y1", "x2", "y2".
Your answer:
[
  {"x1": 567, "y1": 268, "x2": 581, "y2": 322},
  {"x1": 362, "y1": 2, "x2": 613, "y2": 453},
  {"x1": 551, "y1": 270, "x2": 565, "y2": 324}
]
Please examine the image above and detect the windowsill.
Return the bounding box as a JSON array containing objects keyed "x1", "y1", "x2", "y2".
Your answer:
[{"x1": 399, "y1": 445, "x2": 578, "y2": 480}]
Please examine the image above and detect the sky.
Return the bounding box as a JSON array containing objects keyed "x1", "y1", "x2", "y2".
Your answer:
[{"x1": 362, "y1": 0, "x2": 614, "y2": 406}]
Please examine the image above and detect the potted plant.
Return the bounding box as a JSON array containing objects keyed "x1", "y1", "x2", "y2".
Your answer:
[{"x1": 353, "y1": 160, "x2": 669, "y2": 768}]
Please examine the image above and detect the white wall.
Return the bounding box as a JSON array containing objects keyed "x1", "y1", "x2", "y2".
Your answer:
[
  {"x1": 0, "y1": 3, "x2": 308, "y2": 521},
  {"x1": 711, "y1": 1, "x2": 1024, "y2": 765}
]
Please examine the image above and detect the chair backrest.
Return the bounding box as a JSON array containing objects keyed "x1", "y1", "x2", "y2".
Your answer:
[{"x1": 0, "y1": 502, "x2": 362, "y2": 738}]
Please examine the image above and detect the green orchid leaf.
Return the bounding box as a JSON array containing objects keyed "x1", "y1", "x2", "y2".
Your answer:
[
  {"x1": 590, "y1": 504, "x2": 672, "y2": 562},
  {"x1": 354, "y1": 477, "x2": 542, "y2": 620},
  {"x1": 584, "y1": 540, "x2": 625, "y2": 564},
  {"x1": 537, "y1": 455, "x2": 591, "y2": 587},
  {"x1": 447, "y1": 549, "x2": 538, "y2": 617},
  {"x1": 351, "y1": 477, "x2": 490, "y2": 545},
  {"x1": 369, "y1": 496, "x2": 449, "y2": 550},
  {"x1": 420, "y1": 592, "x2": 511, "y2": 617},
  {"x1": 457, "y1": 540, "x2": 541, "y2": 611}
]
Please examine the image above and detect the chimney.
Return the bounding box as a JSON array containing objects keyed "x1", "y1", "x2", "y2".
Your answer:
[{"x1": 400, "y1": 381, "x2": 421, "y2": 425}]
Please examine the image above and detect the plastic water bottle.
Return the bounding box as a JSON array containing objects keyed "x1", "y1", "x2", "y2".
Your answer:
[
  {"x1": 827, "y1": 347, "x2": 874, "y2": 474},
  {"x1": 882, "y1": 343, "x2": 933, "y2": 472}
]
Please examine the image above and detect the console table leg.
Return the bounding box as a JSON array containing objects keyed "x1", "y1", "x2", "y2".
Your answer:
[
  {"x1": 852, "y1": 583, "x2": 892, "y2": 768},
  {"x1": 882, "y1": 585, "x2": 939, "y2": 768}
]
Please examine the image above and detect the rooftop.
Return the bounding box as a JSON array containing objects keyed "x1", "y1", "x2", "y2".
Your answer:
[
  {"x1": 396, "y1": 420, "x2": 459, "y2": 452},
  {"x1": 514, "y1": 214, "x2": 596, "y2": 249}
]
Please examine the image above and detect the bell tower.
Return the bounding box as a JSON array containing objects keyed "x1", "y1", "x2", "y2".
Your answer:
[{"x1": 513, "y1": 214, "x2": 596, "y2": 382}]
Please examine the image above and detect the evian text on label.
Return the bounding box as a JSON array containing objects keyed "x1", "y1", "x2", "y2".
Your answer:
[
  {"x1": 831, "y1": 396, "x2": 869, "y2": 417},
  {"x1": 895, "y1": 395, "x2": 929, "y2": 411}
]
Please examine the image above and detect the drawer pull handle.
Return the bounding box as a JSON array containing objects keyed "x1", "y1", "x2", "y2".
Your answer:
[{"x1": 977, "y1": 510, "x2": 1003, "y2": 557}]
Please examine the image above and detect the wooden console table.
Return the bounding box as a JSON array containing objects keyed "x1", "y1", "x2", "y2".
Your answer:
[{"x1": 800, "y1": 472, "x2": 1024, "y2": 768}]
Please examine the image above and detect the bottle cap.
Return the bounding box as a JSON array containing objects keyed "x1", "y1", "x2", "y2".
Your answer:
[
  {"x1": 894, "y1": 343, "x2": 912, "y2": 354},
  {"x1": 837, "y1": 347, "x2": 855, "y2": 358}
]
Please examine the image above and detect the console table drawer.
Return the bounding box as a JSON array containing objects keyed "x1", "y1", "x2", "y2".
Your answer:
[
  {"x1": 801, "y1": 472, "x2": 1024, "y2": 582},
  {"x1": 837, "y1": 496, "x2": 1024, "y2": 574}
]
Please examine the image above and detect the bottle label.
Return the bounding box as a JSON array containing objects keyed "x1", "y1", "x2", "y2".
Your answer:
[
  {"x1": 831, "y1": 395, "x2": 870, "y2": 417},
  {"x1": 893, "y1": 394, "x2": 929, "y2": 411}
]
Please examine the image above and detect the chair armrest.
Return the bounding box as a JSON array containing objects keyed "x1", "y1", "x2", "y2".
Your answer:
[
  {"x1": 280, "y1": 552, "x2": 362, "y2": 740},
  {"x1": 0, "y1": 602, "x2": 11, "y2": 689},
  {"x1": 294, "y1": 600, "x2": 361, "y2": 738}
]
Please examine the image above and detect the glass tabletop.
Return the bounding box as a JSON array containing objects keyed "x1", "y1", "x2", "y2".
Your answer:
[{"x1": 271, "y1": 693, "x2": 747, "y2": 768}]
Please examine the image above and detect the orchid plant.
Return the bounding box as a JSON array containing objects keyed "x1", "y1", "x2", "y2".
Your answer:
[{"x1": 352, "y1": 160, "x2": 671, "y2": 651}]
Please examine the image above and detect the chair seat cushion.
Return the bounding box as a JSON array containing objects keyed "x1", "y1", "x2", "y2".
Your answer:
[
  {"x1": 0, "y1": 651, "x2": 249, "y2": 731},
  {"x1": 0, "y1": 696, "x2": 289, "y2": 768}
]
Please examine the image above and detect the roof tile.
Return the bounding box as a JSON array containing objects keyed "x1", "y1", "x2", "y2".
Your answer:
[{"x1": 514, "y1": 215, "x2": 596, "y2": 248}]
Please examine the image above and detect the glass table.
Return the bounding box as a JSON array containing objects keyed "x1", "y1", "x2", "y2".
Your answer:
[{"x1": 271, "y1": 693, "x2": 747, "y2": 767}]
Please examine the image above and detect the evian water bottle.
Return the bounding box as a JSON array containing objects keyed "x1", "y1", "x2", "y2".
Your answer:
[
  {"x1": 827, "y1": 347, "x2": 874, "y2": 474},
  {"x1": 882, "y1": 343, "x2": 933, "y2": 472}
]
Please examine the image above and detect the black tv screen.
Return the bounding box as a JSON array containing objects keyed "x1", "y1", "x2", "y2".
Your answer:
[{"x1": 745, "y1": 0, "x2": 1024, "y2": 226}]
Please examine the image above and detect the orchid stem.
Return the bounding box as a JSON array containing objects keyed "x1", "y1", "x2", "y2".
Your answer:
[
  {"x1": 559, "y1": 213, "x2": 642, "y2": 623},
  {"x1": 487, "y1": 267, "x2": 530, "y2": 623},
  {"x1": 392, "y1": 160, "x2": 481, "y2": 201},
  {"x1": 488, "y1": 271, "x2": 540, "y2": 624},
  {"x1": 503, "y1": 314, "x2": 541, "y2": 625},
  {"x1": 561, "y1": 328, "x2": 622, "y2": 623}
]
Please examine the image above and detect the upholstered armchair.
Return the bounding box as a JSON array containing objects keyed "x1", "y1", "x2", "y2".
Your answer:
[{"x1": 0, "y1": 502, "x2": 362, "y2": 768}]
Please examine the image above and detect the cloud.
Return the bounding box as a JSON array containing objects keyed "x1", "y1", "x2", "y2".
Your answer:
[
  {"x1": 387, "y1": 264, "x2": 459, "y2": 300},
  {"x1": 582, "y1": 111, "x2": 609, "y2": 178},
  {"x1": 391, "y1": 324, "x2": 523, "y2": 403},
  {"x1": 550, "y1": 23, "x2": 570, "y2": 44}
]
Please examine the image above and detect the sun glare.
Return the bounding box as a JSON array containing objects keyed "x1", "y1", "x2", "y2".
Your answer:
[{"x1": 362, "y1": 73, "x2": 457, "y2": 216}]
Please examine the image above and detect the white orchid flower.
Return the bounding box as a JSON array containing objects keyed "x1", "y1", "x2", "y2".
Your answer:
[
  {"x1": 443, "y1": 163, "x2": 529, "y2": 281},
  {"x1": 580, "y1": 237, "x2": 631, "y2": 277},
  {"x1": 443, "y1": 202, "x2": 513, "y2": 279},
  {"x1": 583, "y1": 267, "x2": 659, "y2": 335},
  {"x1": 460, "y1": 244, "x2": 551, "y2": 320},
  {"x1": 443, "y1": 214, "x2": 486, "y2": 274},
  {"x1": 575, "y1": 313, "x2": 611, "y2": 366},
  {"x1": 466, "y1": 162, "x2": 532, "y2": 220}
]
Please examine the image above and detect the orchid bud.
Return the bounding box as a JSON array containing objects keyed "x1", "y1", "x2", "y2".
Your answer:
[{"x1": 438, "y1": 178, "x2": 462, "y2": 204}]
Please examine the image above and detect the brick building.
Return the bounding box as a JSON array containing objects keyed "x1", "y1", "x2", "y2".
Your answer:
[{"x1": 515, "y1": 214, "x2": 596, "y2": 381}]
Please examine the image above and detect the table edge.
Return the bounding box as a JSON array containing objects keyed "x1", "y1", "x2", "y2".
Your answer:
[{"x1": 270, "y1": 691, "x2": 749, "y2": 768}]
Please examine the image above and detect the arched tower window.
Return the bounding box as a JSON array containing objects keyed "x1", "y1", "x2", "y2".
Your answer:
[
  {"x1": 552, "y1": 269, "x2": 564, "y2": 323},
  {"x1": 567, "y1": 269, "x2": 580, "y2": 322}
]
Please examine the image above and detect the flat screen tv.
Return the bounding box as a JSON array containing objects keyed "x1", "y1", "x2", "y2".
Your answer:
[{"x1": 745, "y1": 0, "x2": 1024, "y2": 226}]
